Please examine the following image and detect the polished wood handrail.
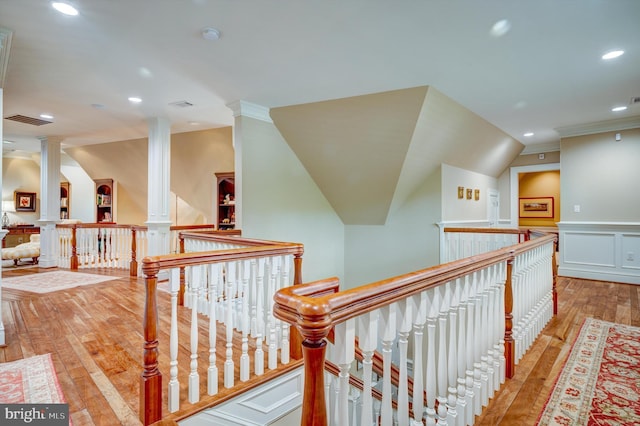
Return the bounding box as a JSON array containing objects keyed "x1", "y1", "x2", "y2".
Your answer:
[
  {"x1": 273, "y1": 233, "x2": 557, "y2": 426},
  {"x1": 140, "y1": 237, "x2": 305, "y2": 425}
]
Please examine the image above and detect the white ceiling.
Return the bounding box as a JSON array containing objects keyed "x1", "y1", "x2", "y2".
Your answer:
[{"x1": 1, "y1": 0, "x2": 640, "y2": 157}]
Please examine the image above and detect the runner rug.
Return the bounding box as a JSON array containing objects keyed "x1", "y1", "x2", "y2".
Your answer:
[
  {"x1": 1, "y1": 271, "x2": 118, "y2": 293},
  {"x1": 537, "y1": 317, "x2": 640, "y2": 425},
  {"x1": 0, "y1": 353, "x2": 66, "y2": 404}
]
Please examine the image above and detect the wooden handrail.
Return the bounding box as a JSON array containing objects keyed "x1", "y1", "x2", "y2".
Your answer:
[
  {"x1": 273, "y1": 233, "x2": 557, "y2": 426},
  {"x1": 140, "y1": 237, "x2": 305, "y2": 425}
]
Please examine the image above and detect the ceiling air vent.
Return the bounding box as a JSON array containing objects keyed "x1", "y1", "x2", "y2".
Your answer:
[
  {"x1": 169, "y1": 100, "x2": 193, "y2": 108},
  {"x1": 630, "y1": 97, "x2": 640, "y2": 105},
  {"x1": 4, "y1": 114, "x2": 53, "y2": 126}
]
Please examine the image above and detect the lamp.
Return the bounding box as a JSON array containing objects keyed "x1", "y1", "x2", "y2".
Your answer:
[{"x1": 2, "y1": 200, "x2": 15, "y2": 227}]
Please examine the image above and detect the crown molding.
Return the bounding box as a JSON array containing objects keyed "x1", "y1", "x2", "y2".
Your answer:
[
  {"x1": 555, "y1": 115, "x2": 640, "y2": 138},
  {"x1": 226, "y1": 101, "x2": 272, "y2": 123},
  {"x1": 0, "y1": 27, "x2": 14, "y2": 88},
  {"x1": 520, "y1": 141, "x2": 561, "y2": 155}
]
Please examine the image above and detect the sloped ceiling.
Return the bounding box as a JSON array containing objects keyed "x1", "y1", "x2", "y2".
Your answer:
[{"x1": 271, "y1": 86, "x2": 524, "y2": 225}]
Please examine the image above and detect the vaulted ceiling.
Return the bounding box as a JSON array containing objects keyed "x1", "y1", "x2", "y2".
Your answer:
[{"x1": 271, "y1": 86, "x2": 522, "y2": 224}]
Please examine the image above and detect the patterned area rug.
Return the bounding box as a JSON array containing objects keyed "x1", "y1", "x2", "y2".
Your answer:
[
  {"x1": 1, "y1": 271, "x2": 118, "y2": 293},
  {"x1": 0, "y1": 353, "x2": 66, "y2": 404},
  {"x1": 537, "y1": 317, "x2": 640, "y2": 425}
]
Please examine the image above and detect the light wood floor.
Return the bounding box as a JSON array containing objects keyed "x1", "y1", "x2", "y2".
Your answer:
[{"x1": 1, "y1": 267, "x2": 638, "y2": 425}]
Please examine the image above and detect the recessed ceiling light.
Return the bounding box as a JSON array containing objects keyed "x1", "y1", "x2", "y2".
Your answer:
[
  {"x1": 611, "y1": 106, "x2": 627, "y2": 112},
  {"x1": 602, "y1": 50, "x2": 624, "y2": 60},
  {"x1": 490, "y1": 19, "x2": 511, "y2": 37},
  {"x1": 40, "y1": 113, "x2": 54, "y2": 120},
  {"x1": 128, "y1": 96, "x2": 142, "y2": 103},
  {"x1": 51, "y1": 2, "x2": 79, "y2": 16},
  {"x1": 523, "y1": 132, "x2": 534, "y2": 137},
  {"x1": 201, "y1": 27, "x2": 221, "y2": 41}
]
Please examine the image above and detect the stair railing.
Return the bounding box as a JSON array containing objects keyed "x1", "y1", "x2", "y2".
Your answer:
[
  {"x1": 273, "y1": 233, "x2": 556, "y2": 426},
  {"x1": 139, "y1": 235, "x2": 304, "y2": 425}
]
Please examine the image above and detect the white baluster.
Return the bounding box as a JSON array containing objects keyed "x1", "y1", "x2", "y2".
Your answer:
[
  {"x1": 224, "y1": 261, "x2": 235, "y2": 388},
  {"x1": 437, "y1": 284, "x2": 449, "y2": 425},
  {"x1": 397, "y1": 298, "x2": 412, "y2": 426},
  {"x1": 254, "y1": 258, "x2": 266, "y2": 376},
  {"x1": 168, "y1": 268, "x2": 180, "y2": 412},
  {"x1": 267, "y1": 257, "x2": 279, "y2": 370},
  {"x1": 189, "y1": 265, "x2": 200, "y2": 403},
  {"x1": 425, "y1": 288, "x2": 438, "y2": 426},
  {"x1": 208, "y1": 263, "x2": 219, "y2": 396},
  {"x1": 411, "y1": 292, "x2": 427, "y2": 426},
  {"x1": 379, "y1": 303, "x2": 397, "y2": 426},
  {"x1": 334, "y1": 320, "x2": 355, "y2": 426},
  {"x1": 280, "y1": 255, "x2": 291, "y2": 365},
  {"x1": 240, "y1": 260, "x2": 250, "y2": 381},
  {"x1": 358, "y1": 311, "x2": 378, "y2": 426}
]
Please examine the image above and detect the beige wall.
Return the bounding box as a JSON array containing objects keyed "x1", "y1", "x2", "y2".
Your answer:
[
  {"x1": 239, "y1": 116, "x2": 345, "y2": 284},
  {"x1": 441, "y1": 164, "x2": 497, "y2": 222},
  {"x1": 518, "y1": 171, "x2": 560, "y2": 227},
  {"x1": 2, "y1": 157, "x2": 41, "y2": 225},
  {"x1": 561, "y1": 128, "x2": 640, "y2": 222},
  {"x1": 345, "y1": 167, "x2": 442, "y2": 288},
  {"x1": 65, "y1": 128, "x2": 234, "y2": 225}
]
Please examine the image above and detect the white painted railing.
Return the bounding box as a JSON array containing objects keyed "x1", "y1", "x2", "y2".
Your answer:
[
  {"x1": 441, "y1": 227, "x2": 529, "y2": 263},
  {"x1": 140, "y1": 235, "x2": 304, "y2": 425},
  {"x1": 274, "y1": 233, "x2": 557, "y2": 426},
  {"x1": 56, "y1": 223, "x2": 216, "y2": 275}
]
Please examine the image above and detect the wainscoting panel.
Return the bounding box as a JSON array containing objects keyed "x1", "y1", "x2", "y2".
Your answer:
[
  {"x1": 558, "y1": 222, "x2": 640, "y2": 285},
  {"x1": 180, "y1": 368, "x2": 303, "y2": 426}
]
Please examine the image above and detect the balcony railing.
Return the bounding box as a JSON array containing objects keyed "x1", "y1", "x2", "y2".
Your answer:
[
  {"x1": 273, "y1": 232, "x2": 557, "y2": 425},
  {"x1": 139, "y1": 233, "x2": 304, "y2": 425}
]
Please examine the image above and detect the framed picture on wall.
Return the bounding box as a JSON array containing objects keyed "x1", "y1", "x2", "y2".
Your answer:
[
  {"x1": 519, "y1": 197, "x2": 554, "y2": 218},
  {"x1": 15, "y1": 191, "x2": 36, "y2": 212}
]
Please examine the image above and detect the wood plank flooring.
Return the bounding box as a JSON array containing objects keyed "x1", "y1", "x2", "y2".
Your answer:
[
  {"x1": 1, "y1": 266, "x2": 638, "y2": 425},
  {"x1": 0, "y1": 266, "x2": 300, "y2": 426},
  {"x1": 476, "y1": 277, "x2": 640, "y2": 425}
]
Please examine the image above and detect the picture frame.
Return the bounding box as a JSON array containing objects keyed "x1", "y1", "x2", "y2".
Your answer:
[
  {"x1": 519, "y1": 197, "x2": 554, "y2": 218},
  {"x1": 15, "y1": 191, "x2": 36, "y2": 212},
  {"x1": 457, "y1": 186, "x2": 464, "y2": 199},
  {"x1": 466, "y1": 188, "x2": 472, "y2": 200},
  {"x1": 474, "y1": 189, "x2": 480, "y2": 201}
]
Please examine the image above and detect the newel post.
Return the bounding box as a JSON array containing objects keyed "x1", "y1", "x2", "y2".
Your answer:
[
  {"x1": 140, "y1": 261, "x2": 162, "y2": 425},
  {"x1": 290, "y1": 251, "x2": 304, "y2": 360},
  {"x1": 130, "y1": 227, "x2": 138, "y2": 277},
  {"x1": 504, "y1": 253, "x2": 515, "y2": 379},
  {"x1": 70, "y1": 225, "x2": 78, "y2": 270},
  {"x1": 298, "y1": 320, "x2": 330, "y2": 426}
]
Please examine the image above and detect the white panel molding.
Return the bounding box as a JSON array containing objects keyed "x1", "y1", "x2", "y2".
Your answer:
[
  {"x1": 557, "y1": 221, "x2": 640, "y2": 285},
  {"x1": 179, "y1": 368, "x2": 303, "y2": 426}
]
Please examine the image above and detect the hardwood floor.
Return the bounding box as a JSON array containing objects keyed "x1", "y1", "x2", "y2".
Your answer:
[
  {"x1": 476, "y1": 277, "x2": 640, "y2": 425},
  {"x1": 0, "y1": 266, "x2": 300, "y2": 426},
  {"x1": 1, "y1": 266, "x2": 638, "y2": 425}
]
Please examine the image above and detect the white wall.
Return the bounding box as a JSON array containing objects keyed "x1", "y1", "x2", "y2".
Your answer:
[
  {"x1": 239, "y1": 116, "x2": 345, "y2": 284},
  {"x1": 61, "y1": 162, "x2": 95, "y2": 223},
  {"x1": 441, "y1": 163, "x2": 497, "y2": 222}
]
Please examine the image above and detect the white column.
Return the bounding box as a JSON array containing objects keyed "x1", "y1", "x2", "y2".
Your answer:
[
  {"x1": 38, "y1": 136, "x2": 62, "y2": 268},
  {"x1": 146, "y1": 117, "x2": 172, "y2": 256},
  {"x1": 225, "y1": 101, "x2": 273, "y2": 231}
]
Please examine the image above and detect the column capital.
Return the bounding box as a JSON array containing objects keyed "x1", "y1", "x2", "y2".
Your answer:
[{"x1": 226, "y1": 100, "x2": 272, "y2": 123}]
